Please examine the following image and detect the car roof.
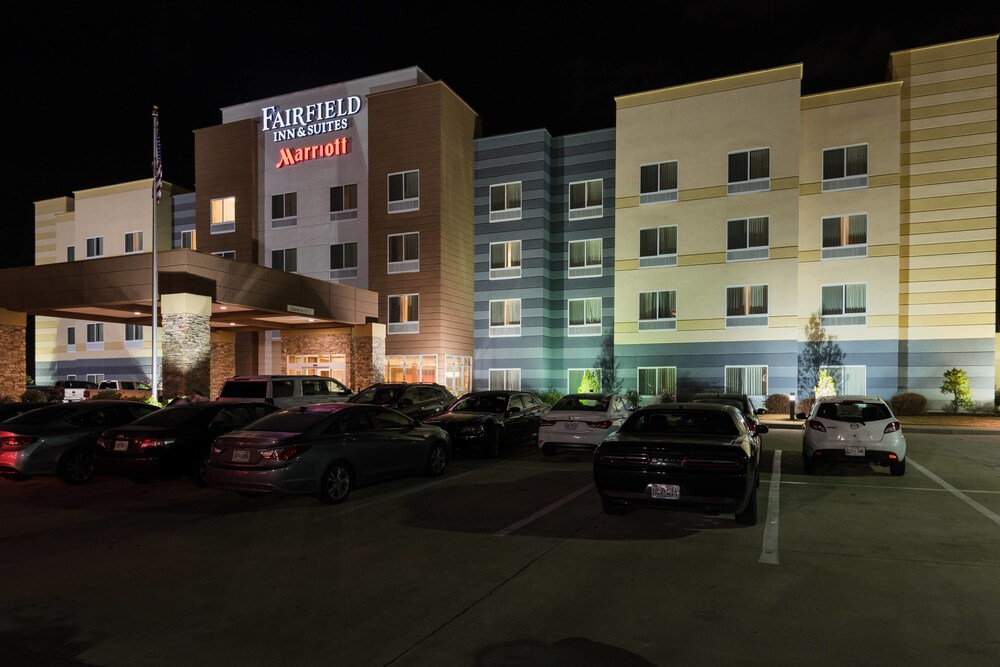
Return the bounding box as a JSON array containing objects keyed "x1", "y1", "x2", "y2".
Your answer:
[
  {"x1": 224, "y1": 375, "x2": 331, "y2": 381},
  {"x1": 815, "y1": 395, "x2": 885, "y2": 404},
  {"x1": 635, "y1": 402, "x2": 735, "y2": 413},
  {"x1": 560, "y1": 393, "x2": 614, "y2": 399}
]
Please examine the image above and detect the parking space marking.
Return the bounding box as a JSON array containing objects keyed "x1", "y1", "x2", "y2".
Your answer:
[
  {"x1": 909, "y1": 458, "x2": 1000, "y2": 528},
  {"x1": 494, "y1": 484, "x2": 594, "y2": 537},
  {"x1": 759, "y1": 449, "x2": 781, "y2": 565}
]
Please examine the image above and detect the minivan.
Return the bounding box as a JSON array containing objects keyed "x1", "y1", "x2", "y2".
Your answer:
[{"x1": 216, "y1": 375, "x2": 353, "y2": 408}]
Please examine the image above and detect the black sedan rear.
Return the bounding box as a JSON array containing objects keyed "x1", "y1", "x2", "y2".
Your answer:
[{"x1": 593, "y1": 403, "x2": 763, "y2": 525}]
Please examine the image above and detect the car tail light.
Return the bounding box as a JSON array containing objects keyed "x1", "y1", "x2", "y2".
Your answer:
[
  {"x1": 0, "y1": 433, "x2": 37, "y2": 451},
  {"x1": 84, "y1": 390, "x2": 91, "y2": 398},
  {"x1": 807, "y1": 419, "x2": 827, "y2": 432},
  {"x1": 597, "y1": 452, "x2": 649, "y2": 465},
  {"x1": 682, "y1": 456, "x2": 742, "y2": 469},
  {"x1": 587, "y1": 420, "x2": 613, "y2": 429},
  {"x1": 540, "y1": 419, "x2": 556, "y2": 427},
  {"x1": 140, "y1": 438, "x2": 175, "y2": 450},
  {"x1": 883, "y1": 421, "x2": 901, "y2": 434},
  {"x1": 259, "y1": 445, "x2": 311, "y2": 461}
]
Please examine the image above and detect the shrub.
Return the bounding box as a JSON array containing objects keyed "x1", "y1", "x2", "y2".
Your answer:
[
  {"x1": 764, "y1": 393, "x2": 792, "y2": 414},
  {"x1": 940, "y1": 368, "x2": 973, "y2": 413},
  {"x1": 93, "y1": 390, "x2": 123, "y2": 400},
  {"x1": 813, "y1": 369, "x2": 836, "y2": 399},
  {"x1": 969, "y1": 400, "x2": 996, "y2": 414},
  {"x1": 20, "y1": 389, "x2": 48, "y2": 403},
  {"x1": 657, "y1": 392, "x2": 676, "y2": 403},
  {"x1": 890, "y1": 392, "x2": 928, "y2": 416},
  {"x1": 624, "y1": 389, "x2": 640, "y2": 408},
  {"x1": 995, "y1": 387, "x2": 1000, "y2": 410},
  {"x1": 535, "y1": 388, "x2": 563, "y2": 406},
  {"x1": 796, "y1": 397, "x2": 815, "y2": 416}
]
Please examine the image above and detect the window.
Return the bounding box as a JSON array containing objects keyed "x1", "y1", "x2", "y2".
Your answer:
[
  {"x1": 568, "y1": 239, "x2": 602, "y2": 278},
  {"x1": 271, "y1": 192, "x2": 297, "y2": 228},
  {"x1": 568, "y1": 179, "x2": 603, "y2": 220},
  {"x1": 388, "y1": 294, "x2": 419, "y2": 334},
  {"x1": 388, "y1": 232, "x2": 419, "y2": 273},
  {"x1": 489, "y1": 369, "x2": 521, "y2": 391},
  {"x1": 728, "y1": 148, "x2": 770, "y2": 194},
  {"x1": 272, "y1": 248, "x2": 297, "y2": 272},
  {"x1": 823, "y1": 144, "x2": 868, "y2": 191},
  {"x1": 86, "y1": 237, "x2": 104, "y2": 259},
  {"x1": 124, "y1": 231, "x2": 143, "y2": 254},
  {"x1": 330, "y1": 242, "x2": 358, "y2": 280},
  {"x1": 211, "y1": 196, "x2": 236, "y2": 233},
  {"x1": 213, "y1": 250, "x2": 235, "y2": 260},
  {"x1": 86, "y1": 374, "x2": 105, "y2": 386},
  {"x1": 445, "y1": 355, "x2": 472, "y2": 395},
  {"x1": 385, "y1": 354, "x2": 437, "y2": 383},
  {"x1": 330, "y1": 184, "x2": 358, "y2": 221},
  {"x1": 181, "y1": 230, "x2": 196, "y2": 250},
  {"x1": 822, "y1": 214, "x2": 867, "y2": 259},
  {"x1": 489, "y1": 240, "x2": 521, "y2": 279},
  {"x1": 568, "y1": 368, "x2": 600, "y2": 394},
  {"x1": 287, "y1": 354, "x2": 347, "y2": 383},
  {"x1": 66, "y1": 326, "x2": 75, "y2": 353},
  {"x1": 821, "y1": 283, "x2": 867, "y2": 326},
  {"x1": 726, "y1": 285, "x2": 768, "y2": 327},
  {"x1": 66, "y1": 246, "x2": 75, "y2": 262},
  {"x1": 388, "y1": 170, "x2": 419, "y2": 213},
  {"x1": 639, "y1": 226, "x2": 678, "y2": 268},
  {"x1": 568, "y1": 297, "x2": 602, "y2": 336},
  {"x1": 727, "y1": 217, "x2": 769, "y2": 261},
  {"x1": 125, "y1": 324, "x2": 143, "y2": 349},
  {"x1": 86, "y1": 323, "x2": 104, "y2": 351},
  {"x1": 489, "y1": 299, "x2": 521, "y2": 337},
  {"x1": 640, "y1": 161, "x2": 678, "y2": 204},
  {"x1": 490, "y1": 182, "x2": 522, "y2": 222},
  {"x1": 638, "y1": 367, "x2": 676, "y2": 399},
  {"x1": 725, "y1": 366, "x2": 768, "y2": 395},
  {"x1": 821, "y1": 365, "x2": 867, "y2": 395},
  {"x1": 639, "y1": 291, "x2": 676, "y2": 331}
]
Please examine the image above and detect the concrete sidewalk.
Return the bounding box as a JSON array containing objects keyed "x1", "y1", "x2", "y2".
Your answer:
[{"x1": 762, "y1": 418, "x2": 1000, "y2": 437}]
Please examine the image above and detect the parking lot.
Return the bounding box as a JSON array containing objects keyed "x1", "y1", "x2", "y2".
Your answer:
[{"x1": 1, "y1": 426, "x2": 998, "y2": 666}]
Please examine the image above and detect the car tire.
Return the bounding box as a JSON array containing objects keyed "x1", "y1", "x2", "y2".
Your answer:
[
  {"x1": 319, "y1": 461, "x2": 353, "y2": 504},
  {"x1": 425, "y1": 442, "x2": 448, "y2": 477},
  {"x1": 735, "y1": 487, "x2": 758, "y2": 526},
  {"x1": 193, "y1": 457, "x2": 210, "y2": 487},
  {"x1": 487, "y1": 429, "x2": 501, "y2": 459},
  {"x1": 890, "y1": 458, "x2": 906, "y2": 476},
  {"x1": 541, "y1": 444, "x2": 556, "y2": 457},
  {"x1": 57, "y1": 448, "x2": 95, "y2": 485},
  {"x1": 803, "y1": 453, "x2": 816, "y2": 473},
  {"x1": 601, "y1": 496, "x2": 626, "y2": 516}
]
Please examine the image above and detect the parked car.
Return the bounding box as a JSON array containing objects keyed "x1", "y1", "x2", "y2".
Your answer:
[
  {"x1": 96, "y1": 401, "x2": 279, "y2": 485},
  {"x1": 0, "y1": 400, "x2": 159, "y2": 484},
  {"x1": 593, "y1": 403, "x2": 763, "y2": 525},
  {"x1": 58, "y1": 380, "x2": 99, "y2": 403},
  {"x1": 689, "y1": 392, "x2": 767, "y2": 440},
  {"x1": 216, "y1": 375, "x2": 353, "y2": 408},
  {"x1": 0, "y1": 402, "x2": 52, "y2": 422},
  {"x1": 98, "y1": 379, "x2": 152, "y2": 399},
  {"x1": 206, "y1": 403, "x2": 451, "y2": 503},
  {"x1": 538, "y1": 393, "x2": 634, "y2": 456},
  {"x1": 423, "y1": 390, "x2": 549, "y2": 458},
  {"x1": 348, "y1": 382, "x2": 456, "y2": 421},
  {"x1": 798, "y1": 395, "x2": 907, "y2": 475}
]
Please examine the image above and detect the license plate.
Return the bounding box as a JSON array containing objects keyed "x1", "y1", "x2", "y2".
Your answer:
[
  {"x1": 231, "y1": 449, "x2": 250, "y2": 463},
  {"x1": 562, "y1": 422, "x2": 577, "y2": 431},
  {"x1": 845, "y1": 446, "x2": 866, "y2": 457},
  {"x1": 114, "y1": 439, "x2": 129, "y2": 452},
  {"x1": 650, "y1": 483, "x2": 680, "y2": 500}
]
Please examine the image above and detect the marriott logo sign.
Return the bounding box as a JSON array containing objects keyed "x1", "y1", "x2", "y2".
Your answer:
[{"x1": 275, "y1": 137, "x2": 350, "y2": 169}]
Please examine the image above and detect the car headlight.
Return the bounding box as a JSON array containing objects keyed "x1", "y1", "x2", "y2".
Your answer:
[{"x1": 459, "y1": 424, "x2": 485, "y2": 438}]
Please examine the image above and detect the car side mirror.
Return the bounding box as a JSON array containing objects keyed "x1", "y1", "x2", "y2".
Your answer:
[
  {"x1": 795, "y1": 412, "x2": 807, "y2": 420},
  {"x1": 756, "y1": 408, "x2": 767, "y2": 415},
  {"x1": 756, "y1": 424, "x2": 769, "y2": 434}
]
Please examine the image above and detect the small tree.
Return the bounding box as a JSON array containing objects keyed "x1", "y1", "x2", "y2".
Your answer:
[
  {"x1": 596, "y1": 335, "x2": 623, "y2": 394},
  {"x1": 813, "y1": 369, "x2": 836, "y2": 399},
  {"x1": 940, "y1": 368, "x2": 973, "y2": 413},
  {"x1": 578, "y1": 370, "x2": 600, "y2": 394}
]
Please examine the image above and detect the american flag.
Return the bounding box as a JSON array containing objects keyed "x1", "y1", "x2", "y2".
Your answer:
[{"x1": 152, "y1": 106, "x2": 163, "y2": 204}]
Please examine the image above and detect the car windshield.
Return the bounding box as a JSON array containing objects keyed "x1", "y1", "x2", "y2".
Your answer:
[
  {"x1": 3, "y1": 403, "x2": 79, "y2": 425},
  {"x1": 451, "y1": 395, "x2": 507, "y2": 413},
  {"x1": 815, "y1": 401, "x2": 892, "y2": 423},
  {"x1": 219, "y1": 381, "x2": 267, "y2": 399},
  {"x1": 691, "y1": 398, "x2": 743, "y2": 410},
  {"x1": 551, "y1": 396, "x2": 610, "y2": 412},
  {"x1": 127, "y1": 406, "x2": 206, "y2": 426},
  {"x1": 353, "y1": 387, "x2": 401, "y2": 405},
  {"x1": 621, "y1": 410, "x2": 739, "y2": 436},
  {"x1": 240, "y1": 411, "x2": 329, "y2": 433}
]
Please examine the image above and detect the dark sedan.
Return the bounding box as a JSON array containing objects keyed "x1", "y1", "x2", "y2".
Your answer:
[
  {"x1": 96, "y1": 401, "x2": 279, "y2": 485},
  {"x1": 0, "y1": 400, "x2": 160, "y2": 484},
  {"x1": 206, "y1": 403, "x2": 451, "y2": 504},
  {"x1": 593, "y1": 403, "x2": 764, "y2": 525},
  {"x1": 423, "y1": 390, "x2": 549, "y2": 458}
]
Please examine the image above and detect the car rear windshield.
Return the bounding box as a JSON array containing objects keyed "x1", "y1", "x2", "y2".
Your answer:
[
  {"x1": 3, "y1": 403, "x2": 78, "y2": 425},
  {"x1": 621, "y1": 410, "x2": 739, "y2": 436},
  {"x1": 815, "y1": 402, "x2": 892, "y2": 422},
  {"x1": 353, "y1": 387, "x2": 401, "y2": 405},
  {"x1": 451, "y1": 395, "x2": 507, "y2": 413},
  {"x1": 219, "y1": 381, "x2": 267, "y2": 399},
  {"x1": 240, "y1": 411, "x2": 329, "y2": 433},
  {"x1": 552, "y1": 396, "x2": 610, "y2": 412}
]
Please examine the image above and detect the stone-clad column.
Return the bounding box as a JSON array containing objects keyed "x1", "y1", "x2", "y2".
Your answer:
[
  {"x1": 210, "y1": 330, "x2": 236, "y2": 399},
  {"x1": 0, "y1": 308, "x2": 26, "y2": 400},
  {"x1": 160, "y1": 293, "x2": 211, "y2": 400},
  {"x1": 350, "y1": 323, "x2": 385, "y2": 390}
]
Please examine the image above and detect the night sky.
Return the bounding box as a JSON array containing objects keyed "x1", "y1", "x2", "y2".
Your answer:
[{"x1": 2, "y1": 1, "x2": 996, "y2": 269}]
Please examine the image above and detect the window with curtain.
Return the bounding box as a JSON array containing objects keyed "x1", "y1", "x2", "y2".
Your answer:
[
  {"x1": 86, "y1": 237, "x2": 104, "y2": 258},
  {"x1": 568, "y1": 179, "x2": 603, "y2": 219},
  {"x1": 271, "y1": 192, "x2": 297, "y2": 220},
  {"x1": 568, "y1": 297, "x2": 602, "y2": 335},
  {"x1": 388, "y1": 294, "x2": 419, "y2": 334},
  {"x1": 640, "y1": 161, "x2": 678, "y2": 204},
  {"x1": 823, "y1": 145, "x2": 868, "y2": 180},
  {"x1": 638, "y1": 367, "x2": 677, "y2": 397},
  {"x1": 330, "y1": 242, "x2": 358, "y2": 280},
  {"x1": 726, "y1": 217, "x2": 769, "y2": 261},
  {"x1": 821, "y1": 283, "x2": 867, "y2": 325},
  {"x1": 489, "y1": 299, "x2": 521, "y2": 337},
  {"x1": 489, "y1": 240, "x2": 522, "y2": 279},
  {"x1": 124, "y1": 231, "x2": 143, "y2": 254},
  {"x1": 211, "y1": 196, "x2": 236, "y2": 232},
  {"x1": 821, "y1": 214, "x2": 868, "y2": 258},
  {"x1": 388, "y1": 170, "x2": 420, "y2": 212},
  {"x1": 820, "y1": 365, "x2": 867, "y2": 395},
  {"x1": 728, "y1": 148, "x2": 770, "y2": 194},
  {"x1": 568, "y1": 238, "x2": 602, "y2": 277},
  {"x1": 489, "y1": 182, "x2": 522, "y2": 221},
  {"x1": 489, "y1": 369, "x2": 521, "y2": 391},
  {"x1": 727, "y1": 285, "x2": 768, "y2": 316},
  {"x1": 271, "y1": 248, "x2": 297, "y2": 272},
  {"x1": 639, "y1": 226, "x2": 678, "y2": 267},
  {"x1": 330, "y1": 184, "x2": 358, "y2": 217},
  {"x1": 388, "y1": 232, "x2": 419, "y2": 273},
  {"x1": 725, "y1": 366, "x2": 767, "y2": 395},
  {"x1": 639, "y1": 291, "x2": 676, "y2": 321}
]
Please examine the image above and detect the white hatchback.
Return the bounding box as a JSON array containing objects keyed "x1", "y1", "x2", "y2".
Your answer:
[
  {"x1": 538, "y1": 393, "x2": 634, "y2": 456},
  {"x1": 801, "y1": 395, "x2": 907, "y2": 475}
]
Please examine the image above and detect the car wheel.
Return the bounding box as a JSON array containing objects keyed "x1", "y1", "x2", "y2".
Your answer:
[
  {"x1": 57, "y1": 448, "x2": 95, "y2": 485},
  {"x1": 541, "y1": 444, "x2": 557, "y2": 457},
  {"x1": 601, "y1": 496, "x2": 626, "y2": 516},
  {"x1": 319, "y1": 461, "x2": 353, "y2": 504},
  {"x1": 193, "y1": 457, "x2": 210, "y2": 487},
  {"x1": 889, "y1": 458, "x2": 906, "y2": 476},
  {"x1": 487, "y1": 429, "x2": 501, "y2": 459},
  {"x1": 735, "y1": 487, "x2": 758, "y2": 526},
  {"x1": 425, "y1": 442, "x2": 448, "y2": 477},
  {"x1": 803, "y1": 453, "x2": 816, "y2": 473}
]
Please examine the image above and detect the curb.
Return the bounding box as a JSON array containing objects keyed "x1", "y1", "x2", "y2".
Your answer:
[{"x1": 762, "y1": 420, "x2": 999, "y2": 436}]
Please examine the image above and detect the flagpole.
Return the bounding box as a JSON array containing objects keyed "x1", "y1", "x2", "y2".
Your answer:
[{"x1": 151, "y1": 106, "x2": 160, "y2": 404}]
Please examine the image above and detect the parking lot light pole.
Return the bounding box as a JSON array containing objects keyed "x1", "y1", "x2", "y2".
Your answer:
[{"x1": 789, "y1": 393, "x2": 796, "y2": 420}]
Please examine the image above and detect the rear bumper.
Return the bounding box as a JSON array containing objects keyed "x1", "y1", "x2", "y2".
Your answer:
[
  {"x1": 594, "y1": 466, "x2": 754, "y2": 515},
  {"x1": 804, "y1": 448, "x2": 904, "y2": 465},
  {"x1": 206, "y1": 464, "x2": 317, "y2": 496}
]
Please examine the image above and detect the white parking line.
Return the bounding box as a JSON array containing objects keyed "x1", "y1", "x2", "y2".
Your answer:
[
  {"x1": 494, "y1": 484, "x2": 593, "y2": 537},
  {"x1": 909, "y1": 458, "x2": 1000, "y2": 528},
  {"x1": 759, "y1": 449, "x2": 782, "y2": 565}
]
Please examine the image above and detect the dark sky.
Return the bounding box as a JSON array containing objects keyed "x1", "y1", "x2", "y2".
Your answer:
[{"x1": 2, "y1": 1, "x2": 996, "y2": 268}]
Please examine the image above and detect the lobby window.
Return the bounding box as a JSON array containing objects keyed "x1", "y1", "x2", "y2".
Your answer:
[
  {"x1": 213, "y1": 250, "x2": 235, "y2": 260},
  {"x1": 181, "y1": 230, "x2": 196, "y2": 250},
  {"x1": 568, "y1": 297, "x2": 602, "y2": 336},
  {"x1": 639, "y1": 226, "x2": 677, "y2": 268},
  {"x1": 124, "y1": 231, "x2": 143, "y2": 254},
  {"x1": 726, "y1": 285, "x2": 768, "y2": 327},
  {"x1": 272, "y1": 248, "x2": 297, "y2": 272},
  {"x1": 822, "y1": 214, "x2": 868, "y2": 259},
  {"x1": 445, "y1": 355, "x2": 472, "y2": 395},
  {"x1": 727, "y1": 216, "x2": 769, "y2": 262},
  {"x1": 725, "y1": 365, "x2": 767, "y2": 395},
  {"x1": 489, "y1": 182, "x2": 522, "y2": 222},
  {"x1": 388, "y1": 294, "x2": 419, "y2": 334},
  {"x1": 211, "y1": 196, "x2": 236, "y2": 234},
  {"x1": 388, "y1": 170, "x2": 419, "y2": 213},
  {"x1": 568, "y1": 179, "x2": 603, "y2": 220},
  {"x1": 490, "y1": 368, "x2": 521, "y2": 391},
  {"x1": 330, "y1": 242, "x2": 358, "y2": 280},
  {"x1": 728, "y1": 148, "x2": 770, "y2": 194},
  {"x1": 388, "y1": 232, "x2": 419, "y2": 274},
  {"x1": 66, "y1": 246, "x2": 75, "y2": 262},
  {"x1": 568, "y1": 239, "x2": 602, "y2": 278},
  {"x1": 820, "y1": 365, "x2": 867, "y2": 395},
  {"x1": 86, "y1": 323, "x2": 104, "y2": 351},
  {"x1": 386, "y1": 354, "x2": 438, "y2": 384},
  {"x1": 640, "y1": 160, "x2": 678, "y2": 204},
  {"x1": 489, "y1": 240, "x2": 521, "y2": 279},
  {"x1": 638, "y1": 291, "x2": 676, "y2": 331},
  {"x1": 638, "y1": 367, "x2": 676, "y2": 400},
  {"x1": 330, "y1": 184, "x2": 358, "y2": 221},
  {"x1": 489, "y1": 299, "x2": 521, "y2": 337},
  {"x1": 86, "y1": 237, "x2": 104, "y2": 259},
  {"x1": 823, "y1": 144, "x2": 868, "y2": 191},
  {"x1": 125, "y1": 324, "x2": 143, "y2": 349},
  {"x1": 66, "y1": 326, "x2": 75, "y2": 353},
  {"x1": 821, "y1": 283, "x2": 867, "y2": 326},
  {"x1": 271, "y1": 192, "x2": 297, "y2": 228}
]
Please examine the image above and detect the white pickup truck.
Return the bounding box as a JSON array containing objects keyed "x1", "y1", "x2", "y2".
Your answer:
[
  {"x1": 56, "y1": 380, "x2": 98, "y2": 402},
  {"x1": 98, "y1": 380, "x2": 153, "y2": 399}
]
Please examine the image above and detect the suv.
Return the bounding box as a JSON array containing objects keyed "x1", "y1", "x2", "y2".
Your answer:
[
  {"x1": 348, "y1": 383, "x2": 456, "y2": 421},
  {"x1": 688, "y1": 392, "x2": 767, "y2": 439},
  {"x1": 216, "y1": 375, "x2": 353, "y2": 408},
  {"x1": 99, "y1": 380, "x2": 152, "y2": 399},
  {"x1": 798, "y1": 395, "x2": 906, "y2": 476}
]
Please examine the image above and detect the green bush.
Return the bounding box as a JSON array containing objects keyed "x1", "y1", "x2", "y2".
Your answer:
[
  {"x1": 940, "y1": 368, "x2": 973, "y2": 413},
  {"x1": 764, "y1": 393, "x2": 792, "y2": 414},
  {"x1": 535, "y1": 388, "x2": 563, "y2": 406},
  {"x1": 20, "y1": 389, "x2": 48, "y2": 403},
  {"x1": 93, "y1": 390, "x2": 123, "y2": 400},
  {"x1": 994, "y1": 387, "x2": 999, "y2": 410},
  {"x1": 624, "y1": 389, "x2": 640, "y2": 408},
  {"x1": 890, "y1": 392, "x2": 928, "y2": 416}
]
